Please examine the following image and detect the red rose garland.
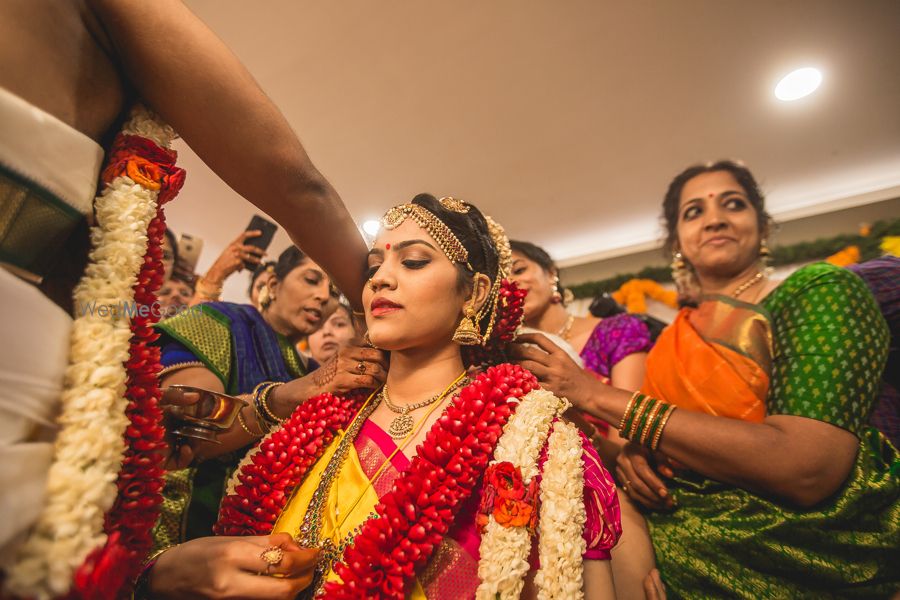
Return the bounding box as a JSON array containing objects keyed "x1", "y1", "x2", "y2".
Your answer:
[
  {"x1": 71, "y1": 134, "x2": 185, "y2": 599},
  {"x1": 215, "y1": 390, "x2": 369, "y2": 536},
  {"x1": 323, "y1": 363, "x2": 537, "y2": 599}
]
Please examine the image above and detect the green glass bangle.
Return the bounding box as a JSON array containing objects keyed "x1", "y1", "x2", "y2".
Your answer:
[
  {"x1": 626, "y1": 394, "x2": 652, "y2": 440},
  {"x1": 620, "y1": 393, "x2": 645, "y2": 438},
  {"x1": 631, "y1": 397, "x2": 658, "y2": 442},
  {"x1": 639, "y1": 400, "x2": 665, "y2": 446}
]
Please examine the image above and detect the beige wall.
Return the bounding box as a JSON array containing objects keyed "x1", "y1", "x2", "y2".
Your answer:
[{"x1": 561, "y1": 196, "x2": 900, "y2": 286}]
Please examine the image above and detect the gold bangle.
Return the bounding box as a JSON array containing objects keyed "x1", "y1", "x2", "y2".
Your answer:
[
  {"x1": 639, "y1": 401, "x2": 665, "y2": 447},
  {"x1": 651, "y1": 405, "x2": 677, "y2": 451},
  {"x1": 259, "y1": 382, "x2": 286, "y2": 424},
  {"x1": 133, "y1": 545, "x2": 176, "y2": 600},
  {"x1": 237, "y1": 410, "x2": 263, "y2": 437},
  {"x1": 195, "y1": 277, "x2": 223, "y2": 299},
  {"x1": 617, "y1": 391, "x2": 641, "y2": 433},
  {"x1": 626, "y1": 396, "x2": 651, "y2": 441}
]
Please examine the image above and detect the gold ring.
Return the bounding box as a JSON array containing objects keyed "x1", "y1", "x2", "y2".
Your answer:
[
  {"x1": 356, "y1": 361, "x2": 367, "y2": 374},
  {"x1": 260, "y1": 545, "x2": 284, "y2": 568}
]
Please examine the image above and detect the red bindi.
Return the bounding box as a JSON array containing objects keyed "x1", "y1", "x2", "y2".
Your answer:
[{"x1": 385, "y1": 243, "x2": 391, "y2": 250}]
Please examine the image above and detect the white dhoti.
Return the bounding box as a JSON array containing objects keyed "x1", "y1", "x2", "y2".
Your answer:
[{"x1": 0, "y1": 86, "x2": 103, "y2": 567}]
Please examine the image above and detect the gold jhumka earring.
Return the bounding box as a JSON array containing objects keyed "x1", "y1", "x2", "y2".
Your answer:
[
  {"x1": 670, "y1": 248, "x2": 700, "y2": 302},
  {"x1": 453, "y1": 283, "x2": 484, "y2": 346},
  {"x1": 453, "y1": 305, "x2": 482, "y2": 345},
  {"x1": 759, "y1": 238, "x2": 774, "y2": 275}
]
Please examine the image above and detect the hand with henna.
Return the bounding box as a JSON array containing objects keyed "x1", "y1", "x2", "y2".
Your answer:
[{"x1": 266, "y1": 341, "x2": 387, "y2": 419}]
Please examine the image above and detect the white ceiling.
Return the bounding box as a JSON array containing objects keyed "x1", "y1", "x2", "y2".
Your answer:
[{"x1": 167, "y1": 0, "x2": 900, "y2": 301}]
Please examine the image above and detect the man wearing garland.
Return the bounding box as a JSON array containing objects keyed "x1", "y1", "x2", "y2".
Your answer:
[{"x1": 0, "y1": 1, "x2": 370, "y2": 597}]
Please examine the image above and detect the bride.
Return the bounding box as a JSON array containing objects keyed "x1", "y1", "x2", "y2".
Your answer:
[{"x1": 146, "y1": 195, "x2": 620, "y2": 599}]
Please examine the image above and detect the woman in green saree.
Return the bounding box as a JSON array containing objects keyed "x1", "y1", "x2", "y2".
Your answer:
[{"x1": 514, "y1": 161, "x2": 899, "y2": 598}]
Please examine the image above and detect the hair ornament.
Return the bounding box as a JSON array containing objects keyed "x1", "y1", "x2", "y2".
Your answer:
[
  {"x1": 381, "y1": 203, "x2": 471, "y2": 268},
  {"x1": 439, "y1": 196, "x2": 470, "y2": 214}
]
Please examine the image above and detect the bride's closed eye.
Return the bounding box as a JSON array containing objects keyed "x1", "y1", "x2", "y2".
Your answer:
[{"x1": 402, "y1": 259, "x2": 430, "y2": 270}]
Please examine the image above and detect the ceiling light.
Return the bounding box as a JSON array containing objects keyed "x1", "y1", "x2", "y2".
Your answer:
[
  {"x1": 362, "y1": 220, "x2": 380, "y2": 236},
  {"x1": 774, "y1": 67, "x2": 823, "y2": 101}
]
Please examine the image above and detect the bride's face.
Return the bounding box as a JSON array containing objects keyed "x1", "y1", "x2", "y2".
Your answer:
[{"x1": 363, "y1": 220, "x2": 469, "y2": 351}]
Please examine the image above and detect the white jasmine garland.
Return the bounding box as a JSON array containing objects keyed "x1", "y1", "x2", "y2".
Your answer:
[
  {"x1": 534, "y1": 420, "x2": 586, "y2": 600},
  {"x1": 5, "y1": 107, "x2": 174, "y2": 599},
  {"x1": 475, "y1": 388, "x2": 564, "y2": 600}
]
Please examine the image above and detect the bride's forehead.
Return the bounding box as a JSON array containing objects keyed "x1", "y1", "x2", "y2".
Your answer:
[{"x1": 373, "y1": 219, "x2": 436, "y2": 247}]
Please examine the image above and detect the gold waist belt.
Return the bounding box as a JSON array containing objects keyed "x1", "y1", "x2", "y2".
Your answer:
[{"x1": 0, "y1": 165, "x2": 86, "y2": 280}]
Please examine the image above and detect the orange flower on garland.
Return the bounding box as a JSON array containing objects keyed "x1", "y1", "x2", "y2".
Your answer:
[
  {"x1": 101, "y1": 134, "x2": 185, "y2": 196},
  {"x1": 477, "y1": 461, "x2": 539, "y2": 532}
]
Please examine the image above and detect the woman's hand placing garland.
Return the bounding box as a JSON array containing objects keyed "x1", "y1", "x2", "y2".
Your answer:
[
  {"x1": 147, "y1": 533, "x2": 318, "y2": 599},
  {"x1": 510, "y1": 332, "x2": 600, "y2": 408},
  {"x1": 268, "y1": 341, "x2": 387, "y2": 419}
]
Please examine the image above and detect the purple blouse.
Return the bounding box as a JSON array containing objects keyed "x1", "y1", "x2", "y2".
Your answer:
[{"x1": 579, "y1": 313, "x2": 653, "y2": 379}]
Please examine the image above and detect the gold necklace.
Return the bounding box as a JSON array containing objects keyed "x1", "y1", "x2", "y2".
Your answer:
[
  {"x1": 732, "y1": 271, "x2": 764, "y2": 298},
  {"x1": 295, "y1": 373, "x2": 468, "y2": 594},
  {"x1": 382, "y1": 373, "x2": 467, "y2": 439},
  {"x1": 556, "y1": 314, "x2": 575, "y2": 340}
]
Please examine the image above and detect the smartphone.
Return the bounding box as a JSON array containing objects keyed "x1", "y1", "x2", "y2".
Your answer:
[
  {"x1": 177, "y1": 233, "x2": 204, "y2": 275},
  {"x1": 245, "y1": 214, "x2": 278, "y2": 270}
]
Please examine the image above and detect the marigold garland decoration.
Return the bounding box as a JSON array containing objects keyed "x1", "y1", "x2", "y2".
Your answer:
[
  {"x1": 824, "y1": 245, "x2": 861, "y2": 267},
  {"x1": 5, "y1": 106, "x2": 184, "y2": 600},
  {"x1": 612, "y1": 279, "x2": 678, "y2": 314},
  {"x1": 882, "y1": 236, "x2": 900, "y2": 257}
]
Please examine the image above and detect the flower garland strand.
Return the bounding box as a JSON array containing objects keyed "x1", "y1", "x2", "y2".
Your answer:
[
  {"x1": 215, "y1": 391, "x2": 368, "y2": 536},
  {"x1": 475, "y1": 388, "x2": 564, "y2": 600},
  {"x1": 534, "y1": 420, "x2": 587, "y2": 600},
  {"x1": 5, "y1": 106, "x2": 184, "y2": 600},
  {"x1": 322, "y1": 364, "x2": 537, "y2": 599},
  {"x1": 72, "y1": 121, "x2": 186, "y2": 598}
]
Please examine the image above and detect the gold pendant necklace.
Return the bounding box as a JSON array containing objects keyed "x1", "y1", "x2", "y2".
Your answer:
[
  {"x1": 382, "y1": 378, "x2": 467, "y2": 439},
  {"x1": 732, "y1": 271, "x2": 764, "y2": 298}
]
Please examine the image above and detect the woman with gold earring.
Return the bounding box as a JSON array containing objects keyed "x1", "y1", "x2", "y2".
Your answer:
[
  {"x1": 514, "y1": 160, "x2": 899, "y2": 598},
  {"x1": 151, "y1": 245, "x2": 387, "y2": 550},
  {"x1": 509, "y1": 241, "x2": 651, "y2": 394},
  {"x1": 143, "y1": 194, "x2": 623, "y2": 599}
]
